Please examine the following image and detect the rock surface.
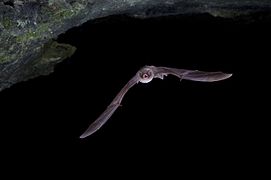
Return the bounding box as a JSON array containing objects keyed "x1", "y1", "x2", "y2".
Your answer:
[{"x1": 0, "y1": 0, "x2": 271, "y2": 91}]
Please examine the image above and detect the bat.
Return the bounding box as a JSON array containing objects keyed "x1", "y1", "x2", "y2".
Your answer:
[{"x1": 80, "y1": 65, "x2": 232, "y2": 138}]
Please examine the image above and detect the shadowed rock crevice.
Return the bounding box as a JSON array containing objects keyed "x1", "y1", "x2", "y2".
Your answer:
[{"x1": 3, "y1": 1, "x2": 14, "y2": 7}]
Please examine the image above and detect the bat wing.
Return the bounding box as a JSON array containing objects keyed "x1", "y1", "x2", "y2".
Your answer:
[
  {"x1": 153, "y1": 66, "x2": 232, "y2": 82},
  {"x1": 80, "y1": 75, "x2": 139, "y2": 138}
]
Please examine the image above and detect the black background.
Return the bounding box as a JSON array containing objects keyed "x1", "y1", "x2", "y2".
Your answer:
[{"x1": 0, "y1": 13, "x2": 268, "y2": 177}]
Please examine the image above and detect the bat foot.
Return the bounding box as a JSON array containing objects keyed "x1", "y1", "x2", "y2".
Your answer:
[{"x1": 179, "y1": 75, "x2": 184, "y2": 82}]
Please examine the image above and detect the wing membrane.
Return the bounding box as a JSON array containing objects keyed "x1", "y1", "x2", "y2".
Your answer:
[
  {"x1": 80, "y1": 75, "x2": 139, "y2": 138},
  {"x1": 154, "y1": 66, "x2": 232, "y2": 82}
]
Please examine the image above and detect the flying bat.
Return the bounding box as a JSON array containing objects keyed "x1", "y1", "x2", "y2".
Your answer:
[{"x1": 80, "y1": 65, "x2": 232, "y2": 138}]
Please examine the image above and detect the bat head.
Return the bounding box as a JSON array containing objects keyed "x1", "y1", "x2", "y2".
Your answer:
[{"x1": 138, "y1": 66, "x2": 154, "y2": 83}]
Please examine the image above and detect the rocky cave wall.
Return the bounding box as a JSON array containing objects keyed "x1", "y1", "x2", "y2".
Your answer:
[{"x1": 0, "y1": 0, "x2": 271, "y2": 91}]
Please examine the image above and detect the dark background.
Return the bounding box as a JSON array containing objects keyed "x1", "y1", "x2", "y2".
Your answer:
[{"x1": 0, "y1": 13, "x2": 268, "y2": 177}]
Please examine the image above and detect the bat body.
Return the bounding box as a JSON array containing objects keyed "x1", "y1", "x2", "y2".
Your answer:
[{"x1": 80, "y1": 65, "x2": 232, "y2": 138}]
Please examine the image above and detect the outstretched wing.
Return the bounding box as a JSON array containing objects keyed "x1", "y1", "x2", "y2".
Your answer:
[
  {"x1": 153, "y1": 66, "x2": 232, "y2": 82},
  {"x1": 80, "y1": 75, "x2": 139, "y2": 138}
]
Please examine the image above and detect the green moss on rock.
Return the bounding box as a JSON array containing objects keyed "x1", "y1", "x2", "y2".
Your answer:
[
  {"x1": 41, "y1": 41, "x2": 76, "y2": 64},
  {"x1": 1, "y1": 18, "x2": 14, "y2": 29},
  {"x1": 16, "y1": 23, "x2": 51, "y2": 43}
]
